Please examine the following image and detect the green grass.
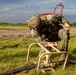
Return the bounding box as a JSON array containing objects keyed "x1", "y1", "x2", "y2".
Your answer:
[
  {"x1": 0, "y1": 23, "x2": 28, "y2": 27},
  {"x1": 0, "y1": 37, "x2": 76, "y2": 75},
  {"x1": 70, "y1": 25, "x2": 76, "y2": 28}
]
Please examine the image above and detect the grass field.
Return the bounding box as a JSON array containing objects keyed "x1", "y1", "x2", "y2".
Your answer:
[
  {"x1": 0, "y1": 36, "x2": 76, "y2": 75},
  {"x1": 0, "y1": 23, "x2": 28, "y2": 27}
]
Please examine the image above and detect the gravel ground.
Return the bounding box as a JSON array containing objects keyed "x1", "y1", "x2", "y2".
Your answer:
[{"x1": 0, "y1": 27, "x2": 76, "y2": 39}]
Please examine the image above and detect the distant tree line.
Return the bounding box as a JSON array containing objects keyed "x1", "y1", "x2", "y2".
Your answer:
[
  {"x1": 0, "y1": 22, "x2": 28, "y2": 27},
  {"x1": 72, "y1": 22, "x2": 76, "y2": 26},
  {"x1": 0, "y1": 22, "x2": 76, "y2": 27}
]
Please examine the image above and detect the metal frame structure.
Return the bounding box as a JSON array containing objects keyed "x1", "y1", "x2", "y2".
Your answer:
[
  {"x1": 41, "y1": 3, "x2": 64, "y2": 16},
  {"x1": 26, "y1": 42, "x2": 68, "y2": 72}
]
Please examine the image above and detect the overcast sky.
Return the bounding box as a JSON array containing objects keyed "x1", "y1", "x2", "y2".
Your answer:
[{"x1": 0, "y1": 0, "x2": 76, "y2": 23}]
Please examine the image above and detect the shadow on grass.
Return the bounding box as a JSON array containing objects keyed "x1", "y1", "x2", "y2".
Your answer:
[
  {"x1": 68, "y1": 48, "x2": 76, "y2": 60},
  {"x1": 68, "y1": 54, "x2": 76, "y2": 60},
  {"x1": 71, "y1": 48, "x2": 76, "y2": 54},
  {"x1": 0, "y1": 43, "x2": 20, "y2": 50},
  {"x1": 68, "y1": 52, "x2": 76, "y2": 61}
]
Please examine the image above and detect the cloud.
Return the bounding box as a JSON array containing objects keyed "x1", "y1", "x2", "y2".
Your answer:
[
  {"x1": 0, "y1": 0, "x2": 64, "y2": 6},
  {"x1": 0, "y1": 4, "x2": 39, "y2": 23},
  {"x1": 0, "y1": 0, "x2": 76, "y2": 23},
  {"x1": 0, "y1": 0, "x2": 24, "y2": 5},
  {"x1": 0, "y1": 1, "x2": 39, "y2": 13},
  {"x1": 36, "y1": 0, "x2": 64, "y2": 4}
]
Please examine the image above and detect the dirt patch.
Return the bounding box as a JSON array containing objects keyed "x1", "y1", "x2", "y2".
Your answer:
[
  {"x1": 70, "y1": 28, "x2": 76, "y2": 36},
  {"x1": 0, "y1": 28, "x2": 31, "y2": 39},
  {"x1": 0, "y1": 27, "x2": 76, "y2": 39}
]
